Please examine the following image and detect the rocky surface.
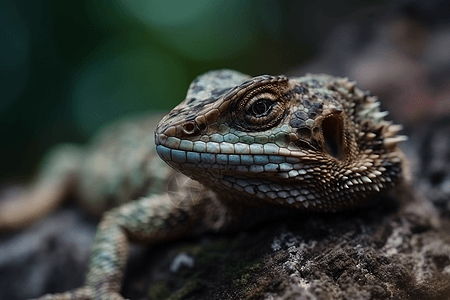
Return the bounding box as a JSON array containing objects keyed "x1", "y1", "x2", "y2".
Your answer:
[{"x1": 1, "y1": 122, "x2": 450, "y2": 300}]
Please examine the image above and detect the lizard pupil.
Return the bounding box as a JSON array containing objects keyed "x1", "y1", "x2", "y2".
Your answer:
[{"x1": 250, "y1": 99, "x2": 274, "y2": 117}]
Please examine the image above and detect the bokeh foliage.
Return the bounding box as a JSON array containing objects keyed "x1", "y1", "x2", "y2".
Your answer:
[{"x1": 0, "y1": 0, "x2": 389, "y2": 179}]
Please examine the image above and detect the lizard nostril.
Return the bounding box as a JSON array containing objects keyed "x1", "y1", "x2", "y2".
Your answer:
[{"x1": 183, "y1": 122, "x2": 196, "y2": 134}]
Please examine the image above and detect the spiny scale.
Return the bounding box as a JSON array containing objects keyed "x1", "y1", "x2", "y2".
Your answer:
[{"x1": 155, "y1": 69, "x2": 407, "y2": 211}]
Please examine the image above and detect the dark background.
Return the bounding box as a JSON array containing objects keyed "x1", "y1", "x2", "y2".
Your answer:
[{"x1": 1, "y1": 0, "x2": 449, "y2": 181}]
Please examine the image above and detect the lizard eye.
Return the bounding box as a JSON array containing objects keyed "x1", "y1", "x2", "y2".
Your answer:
[
  {"x1": 243, "y1": 93, "x2": 283, "y2": 127},
  {"x1": 249, "y1": 99, "x2": 275, "y2": 117},
  {"x1": 230, "y1": 90, "x2": 286, "y2": 132}
]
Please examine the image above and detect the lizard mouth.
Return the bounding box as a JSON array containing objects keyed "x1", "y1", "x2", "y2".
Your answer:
[
  {"x1": 154, "y1": 141, "x2": 304, "y2": 177},
  {"x1": 154, "y1": 143, "x2": 322, "y2": 207}
]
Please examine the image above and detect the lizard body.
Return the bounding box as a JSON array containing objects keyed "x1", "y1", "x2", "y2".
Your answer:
[
  {"x1": 0, "y1": 115, "x2": 174, "y2": 229},
  {"x1": 2, "y1": 70, "x2": 407, "y2": 300}
]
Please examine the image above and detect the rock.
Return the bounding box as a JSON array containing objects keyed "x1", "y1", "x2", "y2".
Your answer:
[{"x1": 3, "y1": 139, "x2": 450, "y2": 300}]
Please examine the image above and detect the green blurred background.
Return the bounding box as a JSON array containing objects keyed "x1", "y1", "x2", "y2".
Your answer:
[{"x1": 0, "y1": 0, "x2": 400, "y2": 180}]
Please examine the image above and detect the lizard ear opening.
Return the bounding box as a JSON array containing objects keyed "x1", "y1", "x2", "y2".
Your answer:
[{"x1": 322, "y1": 114, "x2": 344, "y2": 160}]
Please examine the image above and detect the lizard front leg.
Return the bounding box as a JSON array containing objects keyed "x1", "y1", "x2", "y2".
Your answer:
[{"x1": 33, "y1": 178, "x2": 231, "y2": 300}]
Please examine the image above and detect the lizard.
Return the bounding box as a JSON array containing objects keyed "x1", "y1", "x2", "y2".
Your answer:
[
  {"x1": 0, "y1": 113, "x2": 174, "y2": 231},
  {"x1": 0, "y1": 69, "x2": 408, "y2": 300}
]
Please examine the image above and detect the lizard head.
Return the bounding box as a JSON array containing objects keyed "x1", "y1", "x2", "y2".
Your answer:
[{"x1": 155, "y1": 69, "x2": 407, "y2": 210}]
